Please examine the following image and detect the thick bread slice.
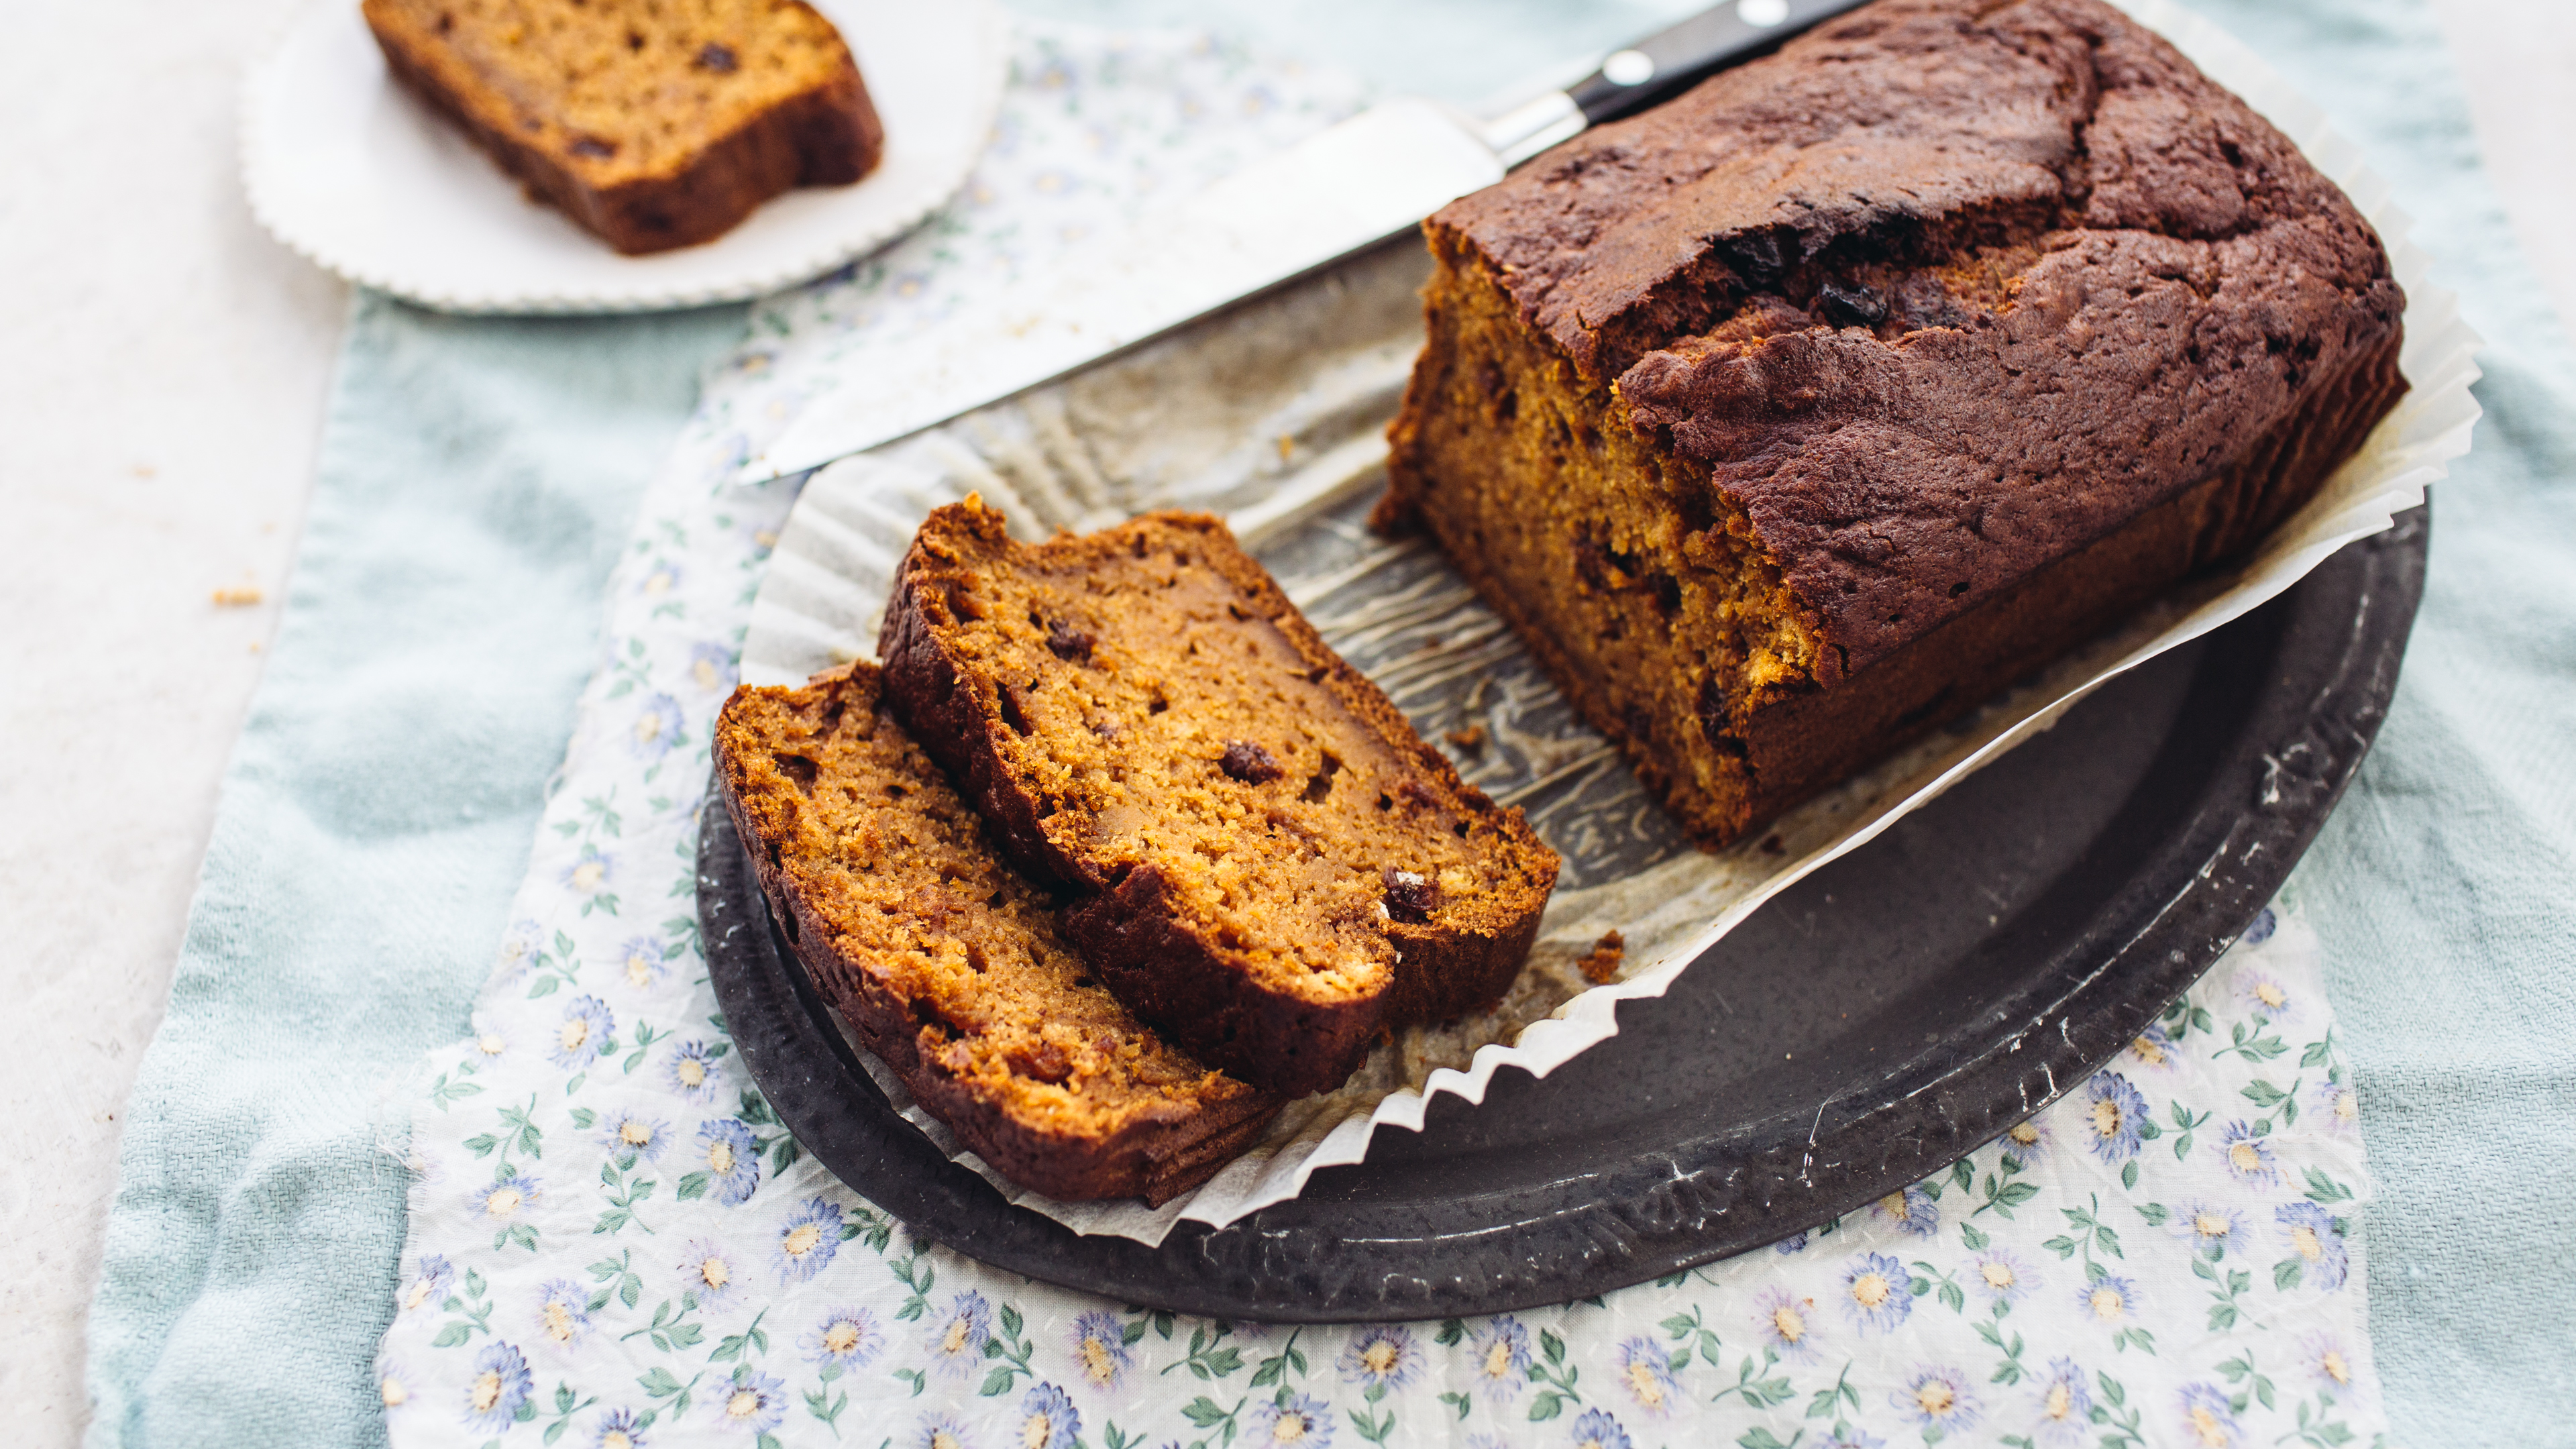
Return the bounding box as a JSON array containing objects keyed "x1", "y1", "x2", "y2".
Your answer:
[
  {"x1": 877, "y1": 498, "x2": 1560, "y2": 1098},
  {"x1": 362, "y1": 0, "x2": 883, "y2": 255},
  {"x1": 714, "y1": 663, "x2": 1279, "y2": 1205}
]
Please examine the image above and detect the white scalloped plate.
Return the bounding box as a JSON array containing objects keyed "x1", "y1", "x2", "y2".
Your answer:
[{"x1": 241, "y1": 0, "x2": 1008, "y2": 314}]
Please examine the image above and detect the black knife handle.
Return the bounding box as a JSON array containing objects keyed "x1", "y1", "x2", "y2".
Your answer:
[{"x1": 1567, "y1": 0, "x2": 1874, "y2": 125}]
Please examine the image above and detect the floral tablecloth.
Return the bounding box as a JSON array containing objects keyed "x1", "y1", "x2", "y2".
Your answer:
[{"x1": 380, "y1": 24, "x2": 2389, "y2": 1449}]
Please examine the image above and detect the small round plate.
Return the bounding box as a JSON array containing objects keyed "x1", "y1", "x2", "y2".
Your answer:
[
  {"x1": 698, "y1": 507, "x2": 2427, "y2": 1322},
  {"x1": 241, "y1": 0, "x2": 1008, "y2": 313}
]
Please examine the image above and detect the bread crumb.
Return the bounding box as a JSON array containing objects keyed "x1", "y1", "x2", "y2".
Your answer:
[
  {"x1": 132, "y1": 464, "x2": 156, "y2": 478},
  {"x1": 1445, "y1": 724, "x2": 1486, "y2": 753},
  {"x1": 1576, "y1": 929, "x2": 1625, "y2": 984},
  {"x1": 211, "y1": 586, "x2": 264, "y2": 606},
  {"x1": 1275, "y1": 434, "x2": 1295, "y2": 462},
  {"x1": 1760, "y1": 834, "x2": 1786, "y2": 855}
]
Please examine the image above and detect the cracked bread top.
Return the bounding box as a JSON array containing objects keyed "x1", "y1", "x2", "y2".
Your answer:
[{"x1": 1430, "y1": 0, "x2": 2404, "y2": 680}]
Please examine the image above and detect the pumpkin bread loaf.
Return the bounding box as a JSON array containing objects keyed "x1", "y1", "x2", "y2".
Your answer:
[
  {"x1": 714, "y1": 663, "x2": 1280, "y2": 1205},
  {"x1": 363, "y1": 0, "x2": 883, "y2": 254},
  {"x1": 1381, "y1": 0, "x2": 2407, "y2": 845},
  {"x1": 878, "y1": 499, "x2": 1562, "y2": 1098}
]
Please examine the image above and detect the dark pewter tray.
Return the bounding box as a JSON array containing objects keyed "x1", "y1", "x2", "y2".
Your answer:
[{"x1": 697, "y1": 505, "x2": 2426, "y2": 1322}]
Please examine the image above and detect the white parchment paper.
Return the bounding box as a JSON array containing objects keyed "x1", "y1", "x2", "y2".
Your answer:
[{"x1": 738, "y1": 0, "x2": 2481, "y2": 1244}]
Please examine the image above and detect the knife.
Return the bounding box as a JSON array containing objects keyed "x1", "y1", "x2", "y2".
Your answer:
[{"x1": 743, "y1": 0, "x2": 1870, "y2": 482}]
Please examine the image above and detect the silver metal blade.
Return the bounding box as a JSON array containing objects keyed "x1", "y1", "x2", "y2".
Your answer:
[{"x1": 743, "y1": 97, "x2": 1508, "y2": 481}]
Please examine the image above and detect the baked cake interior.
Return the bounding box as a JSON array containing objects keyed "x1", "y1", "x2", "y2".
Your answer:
[
  {"x1": 378, "y1": 0, "x2": 855, "y2": 186},
  {"x1": 925, "y1": 517, "x2": 1537, "y2": 1015},
  {"x1": 723, "y1": 674, "x2": 1271, "y2": 1146}
]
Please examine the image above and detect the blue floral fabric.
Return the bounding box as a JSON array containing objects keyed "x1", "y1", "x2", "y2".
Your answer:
[{"x1": 380, "y1": 23, "x2": 2392, "y2": 1449}]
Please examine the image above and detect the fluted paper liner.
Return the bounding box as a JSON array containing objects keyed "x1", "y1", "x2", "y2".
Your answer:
[{"x1": 737, "y1": 0, "x2": 2481, "y2": 1245}]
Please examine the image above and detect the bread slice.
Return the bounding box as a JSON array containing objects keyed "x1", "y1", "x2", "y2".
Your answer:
[
  {"x1": 878, "y1": 498, "x2": 1562, "y2": 1097},
  {"x1": 714, "y1": 663, "x2": 1280, "y2": 1205},
  {"x1": 363, "y1": 0, "x2": 884, "y2": 254}
]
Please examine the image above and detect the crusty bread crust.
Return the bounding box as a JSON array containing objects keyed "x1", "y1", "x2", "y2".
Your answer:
[
  {"x1": 878, "y1": 500, "x2": 1559, "y2": 1097},
  {"x1": 715, "y1": 665, "x2": 1280, "y2": 1205},
  {"x1": 363, "y1": 0, "x2": 883, "y2": 255}
]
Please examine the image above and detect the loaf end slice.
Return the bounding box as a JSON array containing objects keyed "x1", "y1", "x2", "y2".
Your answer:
[
  {"x1": 877, "y1": 498, "x2": 1560, "y2": 1097},
  {"x1": 714, "y1": 663, "x2": 1281, "y2": 1205},
  {"x1": 362, "y1": 0, "x2": 884, "y2": 254}
]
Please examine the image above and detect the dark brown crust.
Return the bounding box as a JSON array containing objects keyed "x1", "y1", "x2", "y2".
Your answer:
[
  {"x1": 364, "y1": 1, "x2": 883, "y2": 256},
  {"x1": 714, "y1": 666, "x2": 1280, "y2": 1205},
  {"x1": 1417, "y1": 329, "x2": 2406, "y2": 840},
  {"x1": 1408, "y1": 0, "x2": 2403, "y2": 672},
  {"x1": 877, "y1": 501, "x2": 1560, "y2": 1097},
  {"x1": 1382, "y1": 0, "x2": 2408, "y2": 845}
]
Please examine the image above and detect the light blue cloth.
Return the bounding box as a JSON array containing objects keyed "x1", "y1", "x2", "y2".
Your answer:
[
  {"x1": 84, "y1": 0, "x2": 2576, "y2": 1443},
  {"x1": 83, "y1": 297, "x2": 747, "y2": 1447}
]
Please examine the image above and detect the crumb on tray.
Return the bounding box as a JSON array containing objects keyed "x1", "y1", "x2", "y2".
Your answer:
[{"x1": 1576, "y1": 929, "x2": 1625, "y2": 984}]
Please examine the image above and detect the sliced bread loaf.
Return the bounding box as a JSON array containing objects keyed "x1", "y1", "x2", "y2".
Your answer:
[
  {"x1": 878, "y1": 498, "x2": 1561, "y2": 1097},
  {"x1": 714, "y1": 663, "x2": 1279, "y2": 1205},
  {"x1": 362, "y1": 0, "x2": 883, "y2": 254}
]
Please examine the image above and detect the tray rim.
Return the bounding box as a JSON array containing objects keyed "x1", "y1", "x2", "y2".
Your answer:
[{"x1": 696, "y1": 502, "x2": 2427, "y2": 1321}]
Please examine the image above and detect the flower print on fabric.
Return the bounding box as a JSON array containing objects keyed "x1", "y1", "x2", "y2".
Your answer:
[
  {"x1": 2180, "y1": 1382, "x2": 2244, "y2": 1446},
  {"x1": 2081, "y1": 1273, "x2": 2141, "y2": 1327},
  {"x1": 2277, "y1": 1202, "x2": 2351, "y2": 1290},
  {"x1": 378, "y1": 1358, "x2": 416, "y2": 1414},
  {"x1": 2236, "y1": 967, "x2": 2296, "y2": 1023},
  {"x1": 638, "y1": 559, "x2": 684, "y2": 598},
  {"x1": 463, "y1": 1341, "x2": 532, "y2": 1434},
  {"x1": 1018, "y1": 1383, "x2": 1081, "y2": 1449},
  {"x1": 2126, "y1": 1023, "x2": 2182, "y2": 1074},
  {"x1": 1971, "y1": 1248, "x2": 2038, "y2": 1306},
  {"x1": 1337, "y1": 1325, "x2": 1419, "y2": 1389},
  {"x1": 1894, "y1": 1365, "x2": 1981, "y2": 1435},
  {"x1": 1610, "y1": 1336, "x2": 1680, "y2": 1417},
  {"x1": 1466, "y1": 1316, "x2": 1532, "y2": 1403},
  {"x1": 1997, "y1": 1116, "x2": 2052, "y2": 1168},
  {"x1": 2241, "y1": 905, "x2": 2278, "y2": 945},
  {"x1": 1868, "y1": 1184, "x2": 1939, "y2": 1237},
  {"x1": 629, "y1": 693, "x2": 685, "y2": 761},
  {"x1": 926, "y1": 1291, "x2": 994, "y2": 1380},
  {"x1": 694, "y1": 1118, "x2": 761, "y2": 1205},
  {"x1": 561, "y1": 845, "x2": 614, "y2": 898},
  {"x1": 801, "y1": 1305, "x2": 884, "y2": 1370},
  {"x1": 2316, "y1": 1078, "x2": 2361, "y2": 1135},
  {"x1": 717, "y1": 1367, "x2": 787, "y2": 1436},
  {"x1": 1821, "y1": 1427, "x2": 1886, "y2": 1449},
  {"x1": 1068, "y1": 1309, "x2": 1132, "y2": 1387},
  {"x1": 2300, "y1": 1332, "x2": 2356, "y2": 1388},
  {"x1": 552, "y1": 996, "x2": 614, "y2": 1071},
  {"x1": 595, "y1": 1108, "x2": 669, "y2": 1167},
  {"x1": 471, "y1": 1171, "x2": 539, "y2": 1224},
  {"x1": 1568, "y1": 1407, "x2": 1631, "y2": 1449},
  {"x1": 534, "y1": 1278, "x2": 591, "y2": 1348},
  {"x1": 1773, "y1": 1229, "x2": 1810, "y2": 1254},
  {"x1": 401, "y1": 1253, "x2": 453, "y2": 1313},
  {"x1": 496, "y1": 918, "x2": 543, "y2": 983},
  {"x1": 1841, "y1": 1252, "x2": 1913, "y2": 1335},
  {"x1": 1755, "y1": 1287, "x2": 1822, "y2": 1362},
  {"x1": 2173, "y1": 1201, "x2": 2247, "y2": 1259},
  {"x1": 915, "y1": 1411, "x2": 973, "y2": 1449},
  {"x1": 2030, "y1": 1358, "x2": 2093, "y2": 1448},
  {"x1": 664, "y1": 1039, "x2": 727, "y2": 1105},
  {"x1": 470, "y1": 1024, "x2": 510, "y2": 1063},
  {"x1": 2084, "y1": 1073, "x2": 2149, "y2": 1163},
  {"x1": 686, "y1": 640, "x2": 738, "y2": 695},
  {"x1": 1248, "y1": 1391, "x2": 1332, "y2": 1447},
  {"x1": 771, "y1": 1196, "x2": 843, "y2": 1283},
  {"x1": 2218, "y1": 1121, "x2": 2282, "y2": 1185},
  {"x1": 594, "y1": 1406, "x2": 648, "y2": 1449},
  {"x1": 677, "y1": 1239, "x2": 741, "y2": 1310},
  {"x1": 615, "y1": 934, "x2": 671, "y2": 990}
]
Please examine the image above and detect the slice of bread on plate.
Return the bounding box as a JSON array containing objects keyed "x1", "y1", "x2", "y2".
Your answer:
[{"x1": 363, "y1": 0, "x2": 884, "y2": 254}]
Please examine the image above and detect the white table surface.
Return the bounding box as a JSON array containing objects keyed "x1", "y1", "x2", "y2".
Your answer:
[{"x1": 2, "y1": 0, "x2": 2568, "y2": 1440}]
